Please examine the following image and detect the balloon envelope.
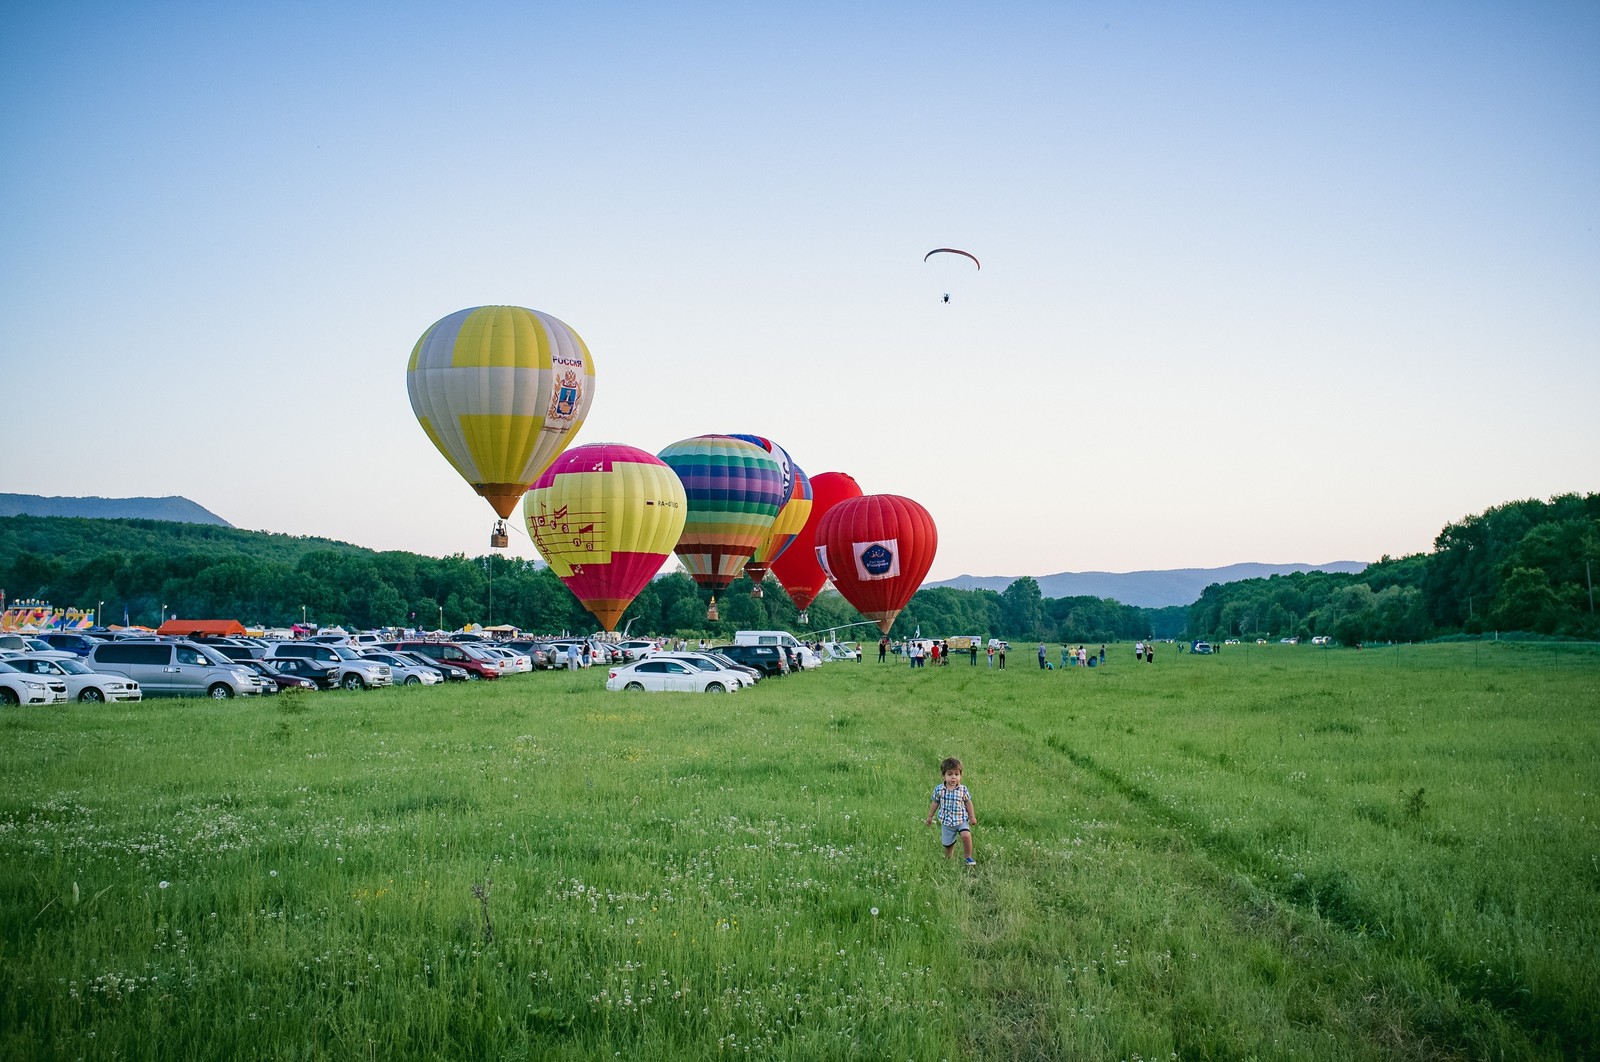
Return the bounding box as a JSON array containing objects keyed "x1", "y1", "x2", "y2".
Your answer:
[
  {"x1": 523, "y1": 443, "x2": 686, "y2": 632},
  {"x1": 657, "y1": 435, "x2": 785, "y2": 596},
  {"x1": 407, "y1": 305, "x2": 596, "y2": 519},
  {"x1": 814, "y1": 494, "x2": 937, "y2": 634},
  {"x1": 727, "y1": 435, "x2": 811, "y2": 590},
  {"x1": 770, "y1": 471, "x2": 863, "y2": 616}
]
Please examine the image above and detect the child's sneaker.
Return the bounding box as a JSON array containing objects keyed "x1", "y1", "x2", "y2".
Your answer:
[{"x1": 964, "y1": 858, "x2": 977, "y2": 865}]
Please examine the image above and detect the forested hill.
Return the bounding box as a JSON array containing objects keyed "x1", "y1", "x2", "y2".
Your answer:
[
  {"x1": 932, "y1": 562, "x2": 1369, "y2": 609},
  {"x1": 0, "y1": 494, "x2": 230, "y2": 525}
]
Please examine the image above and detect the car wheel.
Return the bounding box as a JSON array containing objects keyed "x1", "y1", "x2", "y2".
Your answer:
[
  {"x1": 342, "y1": 673, "x2": 365, "y2": 691},
  {"x1": 705, "y1": 682, "x2": 726, "y2": 693},
  {"x1": 465, "y1": 671, "x2": 480, "y2": 681},
  {"x1": 623, "y1": 681, "x2": 645, "y2": 692},
  {"x1": 207, "y1": 684, "x2": 234, "y2": 700},
  {"x1": 79, "y1": 688, "x2": 105, "y2": 703},
  {"x1": 404, "y1": 675, "x2": 421, "y2": 686},
  {"x1": 0, "y1": 688, "x2": 18, "y2": 706}
]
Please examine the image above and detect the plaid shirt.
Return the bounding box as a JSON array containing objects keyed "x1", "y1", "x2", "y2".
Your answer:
[{"x1": 932, "y1": 783, "x2": 972, "y2": 828}]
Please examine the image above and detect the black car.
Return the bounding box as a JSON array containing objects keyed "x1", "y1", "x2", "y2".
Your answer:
[
  {"x1": 267, "y1": 656, "x2": 340, "y2": 689},
  {"x1": 699, "y1": 650, "x2": 762, "y2": 684},
  {"x1": 711, "y1": 644, "x2": 790, "y2": 677},
  {"x1": 238, "y1": 658, "x2": 318, "y2": 692}
]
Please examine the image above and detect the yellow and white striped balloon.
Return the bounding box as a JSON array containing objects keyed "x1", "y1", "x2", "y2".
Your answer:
[{"x1": 406, "y1": 305, "x2": 596, "y2": 518}]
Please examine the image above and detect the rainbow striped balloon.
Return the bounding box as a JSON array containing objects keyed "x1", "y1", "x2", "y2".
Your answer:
[
  {"x1": 407, "y1": 306, "x2": 595, "y2": 519},
  {"x1": 523, "y1": 443, "x2": 686, "y2": 632},
  {"x1": 657, "y1": 435, "x2": 785, "y2": 606}
]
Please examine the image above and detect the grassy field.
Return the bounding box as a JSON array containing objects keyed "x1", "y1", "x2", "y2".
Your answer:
[{"x1": 1, "y1": 642, "x2": 1596, "y2": 1060}]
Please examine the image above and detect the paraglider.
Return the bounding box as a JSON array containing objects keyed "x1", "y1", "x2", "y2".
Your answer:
[
  {"x1": 657, "y1": 435, "x2": 786, "y2": 620},
  {"x1": 814, "y1": 494, "x2": 938, "y2": 634},
  {"x1": 770, "y1": 471, "x2": 863, "y2": 624},
  {"x1": 727, "y1": 435, "x2": 812, "y2": 597},
  {"x1": 407, "y1": 305, "x2": 595, "y2": 545},
  {"x1": 522, "y1": 443, "x2": 687, "y2": 632},
  {"x1": 924, "y1": 247, "x2": 980, "y2": 303}
]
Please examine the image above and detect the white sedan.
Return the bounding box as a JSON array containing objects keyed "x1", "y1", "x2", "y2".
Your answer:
[
  {"x1": 6, "y1": 655, "x2": 143, "y2": 703},
  {"x1": 0, "y1": 661, "x2": 69, "y2": 705},
  {"x1": 478, "y1": 646, "x2": 533, "y2": 674},
  {"x1": 605, "y1": 658, "x2": 740, "y2": 693},
  {"x1": 647, "y1": 651, "x2": 758, "y2": 689}
]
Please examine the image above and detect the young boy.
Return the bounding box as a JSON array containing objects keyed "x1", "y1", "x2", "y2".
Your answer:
[{"x1": 925, "y1": 757, "x2": 977, "y2": 864}]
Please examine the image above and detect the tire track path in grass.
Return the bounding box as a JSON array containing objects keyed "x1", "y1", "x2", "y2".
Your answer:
[{"x1": 1006, "y1": 713, "x2": 1583, "y2": 1057}]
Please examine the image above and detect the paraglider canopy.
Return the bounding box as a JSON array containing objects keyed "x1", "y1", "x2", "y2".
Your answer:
[{"x1": 923, "y1": 248, "x2": 980, "y2": 269}]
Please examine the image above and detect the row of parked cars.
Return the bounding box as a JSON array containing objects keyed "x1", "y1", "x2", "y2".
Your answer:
[
  {"x1": 0, "y1": 627, "x2": 835, "y2": 703},
  {"x1": 601, "y1": 641, "x2": 818, "y2": 693}
]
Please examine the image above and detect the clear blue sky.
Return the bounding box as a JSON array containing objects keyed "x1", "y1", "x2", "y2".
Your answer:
[{"x1": 4, "y1": 1, "x2": 1596, "y2": 581}]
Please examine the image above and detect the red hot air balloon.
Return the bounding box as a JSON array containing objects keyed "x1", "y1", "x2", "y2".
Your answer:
[
  {"x1": 814, "y1": 495, "x2": 937, "y2": 635},
  {"x1": 770, "y1": 471, "x2": 863, "y2": 625}
]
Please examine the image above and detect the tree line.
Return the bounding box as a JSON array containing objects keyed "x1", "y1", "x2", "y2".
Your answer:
[
  {"x1": 1186, "y1": 493, "x2": 1599, "y2": 643},
  {"x1": 2, "y1": 491, "x2": 1593, "y2": 644}
]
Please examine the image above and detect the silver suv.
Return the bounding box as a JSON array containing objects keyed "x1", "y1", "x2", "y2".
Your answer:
[
  {"x1": 263, "y1": 643, "x2": 392, "y2": 690},
  {"x1": 87, "y1": 639, "x2": 263, "y2": 699}
]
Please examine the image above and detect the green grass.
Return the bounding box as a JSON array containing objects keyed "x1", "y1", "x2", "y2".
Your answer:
[{"x1": 1, "y1": 643, "x2": 1596, "y2": 1059}]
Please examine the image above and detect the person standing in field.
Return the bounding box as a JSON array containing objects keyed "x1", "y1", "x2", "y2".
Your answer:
[
  {"x1": 969, "y1": 642, "x2": 978, "y2": 666},
  {"x1": 878, "y1": 636, "x2": 889, "y2": 663},
  {"x1": 986, "y1": 644, "x2": 994, "y2": 669},
  {"x1": 1099, "y1": 645, "x2": 1106, "y2": 665},
  {"x1": 998, "y1": 644, "x2": 1007, "y2": 670},
  {"x1": 925, "y1": 756, "x2": 977, "y2": 864},
  {"x1": 1037, "y1": 643, "x2": 1048, "y2": 670},
  {"x1": 1147, "y1": 642, "x2": 1155, "y2": 664},
  {"x1": 1135, "y1": 641, "x2": 1145, "y2": 663}
]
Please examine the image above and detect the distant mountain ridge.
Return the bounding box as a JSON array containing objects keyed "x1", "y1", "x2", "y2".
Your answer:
[
  {"x1": 0, "y1": 494, "x2": 231, "y2": 526},
  {"x1": 929, "y1": 561, "x2": 1370, "y2": 609}
]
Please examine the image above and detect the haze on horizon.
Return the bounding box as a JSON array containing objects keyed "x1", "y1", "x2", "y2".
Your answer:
[{"x1": 2, "y1": 2, "x2": 1595, "y2": 582}]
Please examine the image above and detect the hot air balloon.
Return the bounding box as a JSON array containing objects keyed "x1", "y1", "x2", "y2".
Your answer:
[
  {"x1": 522, "y1": 443, "x2": 686, "y2": 632},
  {"x1": 814, "y1": 494, "x2": 937, "y2": 634},
  {"x1": 407, "y1": 305, "x2": 595, "y2": 546},
  {"x1": 727, "y1": 435, "x2": 812, "y2": 597},
  {"x1": 657, "y1": 435, "x2": 785, "y2": 620},
  {"x1": 923, "y1": 247, "x2": 980, "y2": 304},
  {"x1": 770, "y1": 471, "x2": 863, "y2": 624}
]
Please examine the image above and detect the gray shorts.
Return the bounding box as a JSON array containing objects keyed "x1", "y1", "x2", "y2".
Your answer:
[{"x1": 940, "y1": 823, "x2": 970, "y2": 847}]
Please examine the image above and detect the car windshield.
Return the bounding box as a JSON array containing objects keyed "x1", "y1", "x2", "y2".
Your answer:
[
  {"x1": 58, "y1": 659, "x2": 94, "y2": 675},
  {"x1": 676, "y1": 657, "x2": 719, "y2": 671},
  {"x1": 330, "y1": 646, "x2": 364, "y2": 661}
]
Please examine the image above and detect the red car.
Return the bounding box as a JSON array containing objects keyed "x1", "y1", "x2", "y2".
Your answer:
[{"x1": 395, "y1": 641, "x2": 501, "y2": 680}]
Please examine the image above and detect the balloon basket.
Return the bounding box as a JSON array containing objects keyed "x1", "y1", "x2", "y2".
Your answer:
[
  {"x1": 750, "y1": 586, "x2": 763, "y2": 598},
  {"x1": 706, "y1": 597, "x2": 719, "y2": 622},
  {"x1": 797, "y1": 610, "x2": 809, "y2": 625},
  {"x1": 489, "y1": 520, "x2": 509, "y2": 549}
]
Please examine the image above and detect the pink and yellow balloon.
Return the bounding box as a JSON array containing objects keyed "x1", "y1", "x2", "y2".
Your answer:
[{"x1": 522, "y1": 443, "x2": 686, "y2": 632}]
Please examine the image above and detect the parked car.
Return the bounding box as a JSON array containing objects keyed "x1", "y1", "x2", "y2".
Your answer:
[
  {"x1": 86, "y1": 639, "x2": 263, "y2": 699},
  {"x1": 34, "y1": 632, "x2": 106, "y2": 657},
  {"x1": 262, "y1": 643, "x2": 392, "y2": 690},
  {"x1": 605, "y1": 658, "x2": 740, "y2": 693},
  {"x1": 1190, "y1": 642, "x2": 1215, "y2": 655},
  {"x1": 647, "y1": 651, "x2": 758, "y2": 688},
  {"x1": 358, "y1": 651, "x2": 442, "y2": 686},
  {"x1": 698, "y1": 650, "x2": 762, "y2": 684},
  {"x1": 237, "y1": 658, "x2": 318, "y2": 692},
  {"x1": 503, "y1": 640, "x2": 557, "y2": 669},
  {"x1": 0, "y1": 661, "x2": 68, "y2": 705},
  {"x1": 5, "y1": 656, "x2": 142, "y2": 703},
  {"x1": 613, "y1": 639, "x2": 660, "y2": 662},
  {"x1": 266, "y1": 656, "x2": 340, "y2": 689},
  {"x1": 393, "y1": 641, "x2": 500, "y2": 680},
  {"x1": 207, "y1": 642, "x2": 267, "y2": 662},
  {"x1": 712, "y1": 643, "x2": 790, "y2": 677},
  {"x1": 394, "y1": 650, "x2": 467, "y2": 682},
  {"x1": 478, "y1": 646, "x2": 532, "y2": 674}
]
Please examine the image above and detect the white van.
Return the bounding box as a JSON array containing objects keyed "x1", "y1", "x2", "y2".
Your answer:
[
  {"x1": 733, "y1": 631, "x2": 819, "y2": 670},
  {"x1": 87, "y1": 639, "x2": 263, "y2": 699}
]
